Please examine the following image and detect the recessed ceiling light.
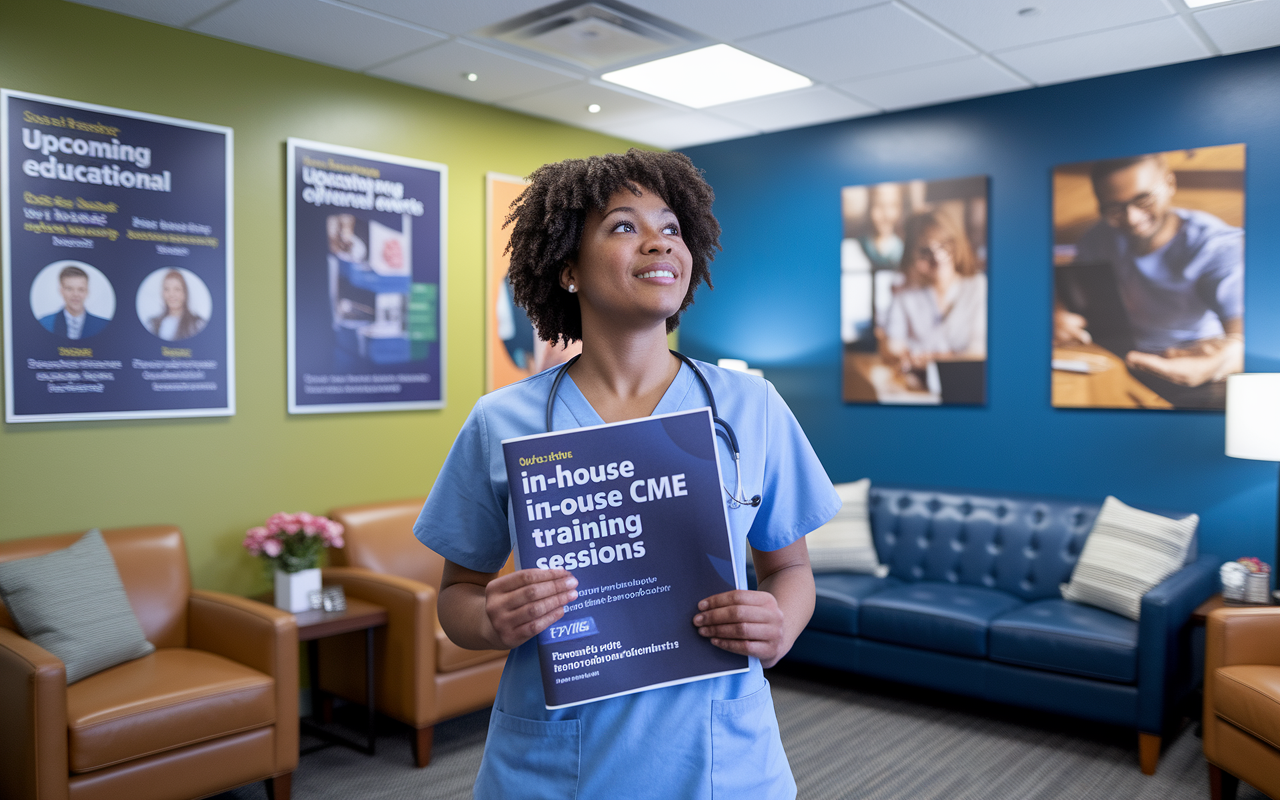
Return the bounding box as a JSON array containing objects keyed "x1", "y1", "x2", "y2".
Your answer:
[
  {"x1": 587, "y1": 103, "x2": 602, "y2": 113},
  {"x1": 465, "y1": 72, "x2": 478, "y2": 82},
  {"x1": 1184, "y1": 0, "x2": 1234, "y2": 6},
  {"x1": 601, "y1": 44, "x2": 811, "y2": 109}
]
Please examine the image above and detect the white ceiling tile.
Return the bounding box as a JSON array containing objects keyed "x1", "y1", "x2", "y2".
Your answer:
[
  {"x1": 595, "y1": 110, "x2": 759, "y2": 149},
  {"x1": 994, "y1": 16, "x2": 1211, "y2": 85},
  {"x1": 496, "y1": 80, "x2": 680, "y2": 131},
  {"x1": 63, "y1": 0, "x2": 230, "y2": 27},
  {"x1": 339, "y1": 0, "x2": 555, "y2": 35},
  {"x1": 708, "y1": 86, "x2": 879, "y2": 132},
  {"x1": 190, "y1": 0, "x2": 445, "y2": 72},
  {"x1": 630, "y1": 0, "x2": 883, "y2": 42},
  {"x1": 1194, "y1": 0, "x2": 1280, "y2": 54},
  {"x1": 836, "y1": 55, "x2": 1030, "y2": 110},
  {"x1": 904, "y1": 0, "x2": 1175, "y2": 52},
  {"x1": 741, "y1": 3, "x2": 975, "y2": 83},
  {"x1": 369, "y1": 40, "x2": 582, "y2": 102}
]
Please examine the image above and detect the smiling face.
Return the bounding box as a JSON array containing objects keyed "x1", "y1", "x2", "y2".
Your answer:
[
  {"x1": 1094, "y1": 158, "x2": 1177, "y2": 251},
  {"x1": 59, "y1": 275, "x2": 89, "y2": 316},
  {"x1": 561, "y1": 185, "x2": 692, "y2": 338},
  {"x1": 162, "y1": 274, "x2": 187, "y2": 315},
  {"x1": 912, "y1": 233, "x2": 956, "y2": 289}
]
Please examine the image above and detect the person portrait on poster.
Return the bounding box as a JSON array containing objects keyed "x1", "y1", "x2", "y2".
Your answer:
[{"x1": 33, "y1": 262, "x2": 112, "y2": 340}]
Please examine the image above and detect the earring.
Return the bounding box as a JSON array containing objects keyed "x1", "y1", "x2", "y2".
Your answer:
[{"x1": 568, "y1": 284, "x2": 577, "y2": 293}]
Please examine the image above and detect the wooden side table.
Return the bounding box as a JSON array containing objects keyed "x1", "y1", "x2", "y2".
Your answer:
[{"x1": 294, "y1": 598, "x2": 388, "y2": 755}]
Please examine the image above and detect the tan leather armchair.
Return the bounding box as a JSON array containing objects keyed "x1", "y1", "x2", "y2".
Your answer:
[
  {"x1": 321, "y1": 498, "x2": 509, "y2": 767},
  {"x1": 1204, "y1": 604, "x2": 1280, "y2": 800},
  {"x1": 0, "y1": 525, "x2": 297, "y2": 800}
]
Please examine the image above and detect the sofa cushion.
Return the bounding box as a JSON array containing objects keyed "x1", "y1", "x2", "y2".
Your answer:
[
  {"x1": 436, "y1": 624, "x2": 506, "y2": 673},
  {"x1": 810, "y1": 573, "x2": 900, "y2": 636},
  {"x1": 989, "y1": 599, "x2": 1138, "y2": 683},
  {"x1": 66, "y1": 648, "x2": 275, "y2": 773},
  {"x1": 860, "y1": 582, "x2": 1023, "y2": 657},
  {"x1": 1212, "y1": 664, "x2": 1280, "y2": 749}
]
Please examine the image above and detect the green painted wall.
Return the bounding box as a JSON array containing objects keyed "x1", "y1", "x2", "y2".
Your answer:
[{"x1": 0, "y1": 0, "x2": 643, "y2": 594}]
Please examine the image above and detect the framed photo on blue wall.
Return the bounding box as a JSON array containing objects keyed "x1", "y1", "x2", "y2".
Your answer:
[
  {"x1": 1051, "y1": 145, "x2": 1244, "y2": 411},
  {"x1": 840, "y1": 174, "x2": 989, "y2": 406}
]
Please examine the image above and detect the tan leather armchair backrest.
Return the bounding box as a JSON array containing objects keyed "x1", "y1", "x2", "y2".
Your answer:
[
  {"x1": 329, "y1": 499, "x2": 444, "y2": 589},
  {"x1": 0, "y1": 526, "x2": 190, "y2": 648}
]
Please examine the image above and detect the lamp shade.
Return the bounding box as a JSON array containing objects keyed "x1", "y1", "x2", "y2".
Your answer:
[{"x1": 1225, "y1": 373, "x2": 1280, "y2": 461}]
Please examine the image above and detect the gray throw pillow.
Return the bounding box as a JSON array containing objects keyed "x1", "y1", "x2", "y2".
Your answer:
[
  {"x1": 0, "y1": 529, "x2": 155, "y2": 683},
  {"x1": 1060, "y1": 496, "x2": 1199, "y2": 621}
]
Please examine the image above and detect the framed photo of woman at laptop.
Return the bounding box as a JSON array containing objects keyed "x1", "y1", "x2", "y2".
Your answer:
[
  {"x1": 1052, "y1": 144, "x2": 1244, "y2": 411},
  {"x1": 840, "y1": 174, "x2": 989, "y2": 406}
]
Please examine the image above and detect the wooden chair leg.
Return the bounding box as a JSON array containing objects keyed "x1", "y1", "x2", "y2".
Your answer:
[
  {"x1": 1209, "y1": 764, "x2": 1239, "y2": 800},
  {"x1": 415, "y1": 725, "x2": 434, "y2": 768},
  {"x1": 266, "y1": 772, "x2": 292, "y2": 800},
  {"x1": 1137, "y1": 732, "x2": 1160, "y2": 775}
]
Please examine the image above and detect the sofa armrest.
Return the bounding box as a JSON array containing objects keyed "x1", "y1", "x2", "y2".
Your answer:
[
  {"x1": 1207, "y1": 605, "x2": 1280, "y2": 669},
  {"x1": 0, "y1": 627, "x2": 69, "y2": 800},
  {"x1": 1135, "y1": 554, "x2": 1219, "y2": 732},
  {"x1": 188, "y1": 590, "x2": 298, "y2": 774},
  {"x1": 321, "y1": 567, "x2": 438, "y2": 726}
]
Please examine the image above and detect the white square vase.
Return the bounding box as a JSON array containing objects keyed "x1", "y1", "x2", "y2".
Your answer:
[{"x1": 275, "y1": 567, "x2": 321, "y2": 613}]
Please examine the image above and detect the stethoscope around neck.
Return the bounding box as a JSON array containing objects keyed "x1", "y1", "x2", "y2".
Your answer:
[{"x1": 545, "y1": 350, "x2": 762, "y2": 509}]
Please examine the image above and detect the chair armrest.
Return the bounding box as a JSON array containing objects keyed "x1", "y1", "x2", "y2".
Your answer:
[
  {"x1": 0, "y1": 628, "x2": 69, "y2": 800},
  {"x1": 321, "y1": 567, "x2": 438, "y2": 725},
  {"x1": 1136, "y1": 554, "x2": 1219, "y2": 732},
  {"x1": 1207, "y1": 605, "x2": 1280, "y2": 670},
  {"x1": 188, "y1": 590, "x2": 298, "y2": 774}
]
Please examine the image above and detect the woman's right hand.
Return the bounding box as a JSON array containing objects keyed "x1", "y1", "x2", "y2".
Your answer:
[{"x1": 483, "y1": 568, "x2": 578, "y2": 649}]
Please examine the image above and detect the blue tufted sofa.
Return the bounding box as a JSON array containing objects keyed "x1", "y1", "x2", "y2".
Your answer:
[{"x1": 782, "y1": 484, "x2": 1219, "y2": 774}]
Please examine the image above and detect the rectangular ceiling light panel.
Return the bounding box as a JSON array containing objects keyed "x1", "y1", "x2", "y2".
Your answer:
[{"x1": 602, "y1": 44, "x2": 812, "y2": 108}]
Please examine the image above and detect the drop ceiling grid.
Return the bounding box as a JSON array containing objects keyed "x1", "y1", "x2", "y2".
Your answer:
[{"x1": 63, "y1": 0, "x2": 1280, "y2": 147}]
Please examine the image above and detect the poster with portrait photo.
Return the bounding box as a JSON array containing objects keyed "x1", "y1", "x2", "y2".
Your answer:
[
  {"x1": 1052, "y1": 145, "x2": 1244, "y2": 410},
  {"x1": 2, "y1": 89, "x2": 232, "y2": 423},
  {"x1": 287, "y1": 139, "x2": 445, "y2": 414},
  {"x1": 840, "y1": 175, "x2": 989, "y2": 406},
  {"x1": 486, "y1": 172, "x2": 580, "y2": 393}
]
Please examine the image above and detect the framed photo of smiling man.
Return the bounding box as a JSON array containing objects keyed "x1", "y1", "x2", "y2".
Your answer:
[{"x1": 1052, "y1": 145, "x2": 1245, "y2": 410}]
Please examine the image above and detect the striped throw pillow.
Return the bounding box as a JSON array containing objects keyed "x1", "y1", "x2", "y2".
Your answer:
[
  {"x1": 1060, "y1": 496, "x2": 1198, "y2": 620},
  {"x1": 805, "y1": 479, "x2": 889, "y2": 576},
  {"x1": 0, "y1": 529, "x2": 155, "y2": 683}
]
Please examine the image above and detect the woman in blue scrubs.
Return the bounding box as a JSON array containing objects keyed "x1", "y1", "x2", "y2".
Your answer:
[{"x1": 415, "y1": 149, "x2": 840, "y2": 799}]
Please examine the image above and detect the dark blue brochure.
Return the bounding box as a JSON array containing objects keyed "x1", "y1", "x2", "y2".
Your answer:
[{"x1": 502, "y1": 407, "x2": 748, "y2": 709}]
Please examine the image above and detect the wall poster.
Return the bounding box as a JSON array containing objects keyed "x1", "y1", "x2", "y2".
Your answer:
[
  {"x1": 1052, "y1": 145, "x2": 1244, "y2": 411},
  {"x1": 3, "y1": 89, "x2": 233, "y2": 423},
  {"x1": 840, "y1": 175, "x2": 989, "y2": 406},
  {"x1": 287, "y1": 139, "x2": 445, "y2": 414},
  {"x1": 486, "y1": 172, "x2": 579, "y2": 393}
]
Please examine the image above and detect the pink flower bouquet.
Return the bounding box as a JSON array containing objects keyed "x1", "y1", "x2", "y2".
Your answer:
[{"x1": 242, "y1": 512, "x2": 345, "y2": 573}]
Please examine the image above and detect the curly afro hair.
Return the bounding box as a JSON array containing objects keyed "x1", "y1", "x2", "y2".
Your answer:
[{"x1": 504, "y1": 148, "x2": 720, "y2": 343}]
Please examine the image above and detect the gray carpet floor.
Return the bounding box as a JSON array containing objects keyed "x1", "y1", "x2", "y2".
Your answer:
[{"x1": 215, "y1": 665, "x2": 1269, "y2": 799}]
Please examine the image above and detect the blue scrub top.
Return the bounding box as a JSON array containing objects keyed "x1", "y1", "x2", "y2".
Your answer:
[{"x1": 415, "y1": 359, "x2": 840, "y2": 800}]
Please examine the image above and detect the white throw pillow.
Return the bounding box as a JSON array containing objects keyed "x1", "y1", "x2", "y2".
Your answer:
[
  {"x1": 1060, "y1": 496, "x2": 1198, "y2": 620},
  {"x1": 805, "y1": 479, "x2": 888, "y2": 576}
]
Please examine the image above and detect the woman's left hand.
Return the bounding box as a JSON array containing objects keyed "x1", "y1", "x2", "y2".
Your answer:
[{"x1": 693, "y1": 589, "x2": 787, "y2": 664}]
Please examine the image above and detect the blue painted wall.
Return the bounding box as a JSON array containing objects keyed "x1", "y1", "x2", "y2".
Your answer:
[{"x1": 681, "y1": 47, "x2": 1280, "y2": 568}]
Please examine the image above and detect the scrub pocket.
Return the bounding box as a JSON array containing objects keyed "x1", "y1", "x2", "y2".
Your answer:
[
  {"x1": 474, "y1": 708, "x2": 581, "y2": 800},
  {"x1": 710, "y1": 680, "x2": 796, "y2": 800}
]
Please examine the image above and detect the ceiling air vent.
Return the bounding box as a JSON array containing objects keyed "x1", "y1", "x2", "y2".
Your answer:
[{"x1": 482, "y1": 1, "x2": 703, "y2": 71}]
